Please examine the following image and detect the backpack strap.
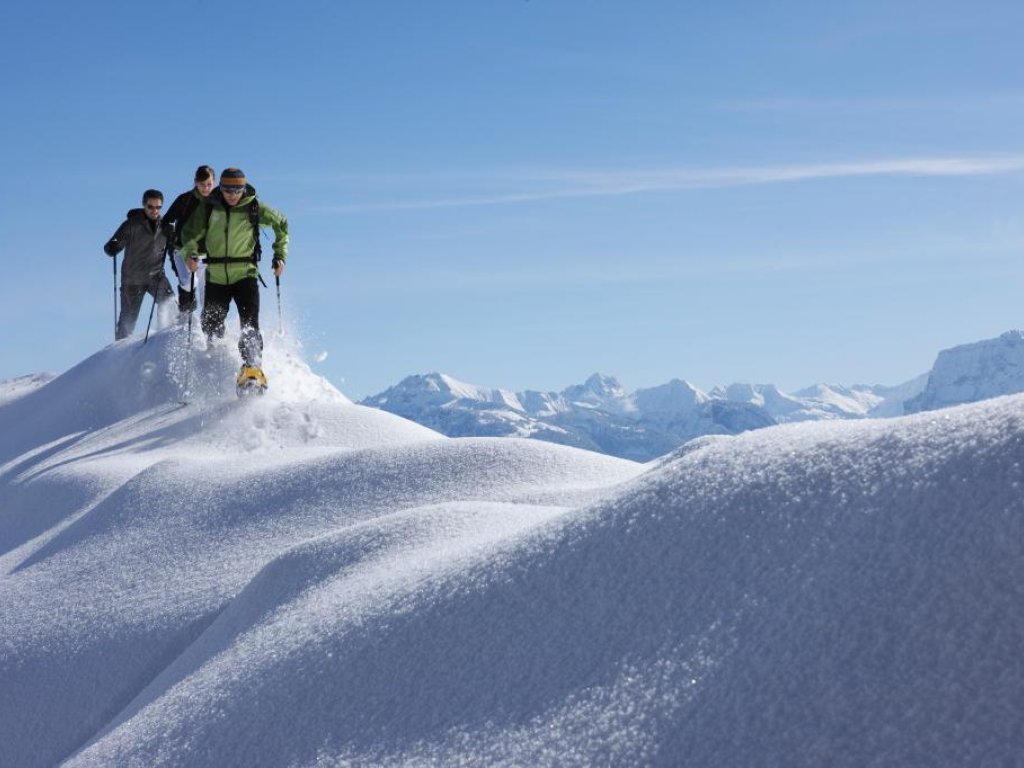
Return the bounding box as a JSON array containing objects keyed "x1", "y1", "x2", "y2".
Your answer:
[
  {"x1": 178, "y1": 194, "x2": 199, "y2": 238},
  {"x1": 248, "y1": 198, "x2": 262, "y2": 264}
]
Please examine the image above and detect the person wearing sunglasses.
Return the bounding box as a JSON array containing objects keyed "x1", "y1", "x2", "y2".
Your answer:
[
  {"x1": 163, "y1": 165, "x2": 216, "y2": 317},
  {"x1": 181, "y1": 168, "x2": 288, "y2": 393},
  {"x1": 103, "y1": 189, "x2": 176, "y2": 340}
]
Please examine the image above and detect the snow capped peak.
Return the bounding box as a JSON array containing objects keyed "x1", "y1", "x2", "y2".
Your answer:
[
  {"x1": 633, "y1": 378, "x2": 709, "y2": 412},
  {"x1": 583, "y1": 372, "x2": 625, "y2": 396},
  {"x1": 396, "y1": 372, "x2": 487, "y2": 399},
  {"x1": 905, "y1": 329, "x2": 1024, "y2": 413},
  {"x1": 722, "y1": 382, "x2": 795, "y2": 409},
  {"x1": 724, "y1": 381, "x2": 759, "y2": 402},
  {"x1": 791, "y1": 382, "x2": 885, "y2": 417},
  {"x1": 560, "y1": 372, "x2": 629, "y2": 411},
  {"x1": 365, "y1": 372, "x2": 524, "y2": 412},
  {"x1": 435, "y1": 372, "x2": 485, "y2": 398}
]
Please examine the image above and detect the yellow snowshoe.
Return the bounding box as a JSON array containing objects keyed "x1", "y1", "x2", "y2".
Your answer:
[{"x1": 236, "y1": 366, "x2": 268, "y2": 397}]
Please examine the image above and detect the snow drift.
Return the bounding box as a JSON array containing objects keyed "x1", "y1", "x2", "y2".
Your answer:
[{"x1": 2, "y1": 328, "x2": 1023, "y2": 766}]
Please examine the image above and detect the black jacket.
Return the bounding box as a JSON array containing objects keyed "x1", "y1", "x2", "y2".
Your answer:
[
  {"x1": 162, "y1": 189, "x2": 204, "y2": 249},
  {"x1": 104, "y1": 210, "x2": 169, "y2": 286}
]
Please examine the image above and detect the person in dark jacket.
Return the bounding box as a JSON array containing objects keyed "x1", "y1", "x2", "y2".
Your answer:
[
  {"x1": 103, "y1": 189, "x2": 176, "y2": 340},
  {"x1": 163, "y1": 165, "x2": 215, "y2": 315}
]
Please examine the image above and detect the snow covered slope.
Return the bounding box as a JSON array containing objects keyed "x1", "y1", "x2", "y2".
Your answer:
[
  {"x1": 2, "y1": 330, "x2": 1023, "y2": 766},
  {"x1": 0, "y1": 372, "x2": 55, "y2": 405},
  {"x1": 0, "y1": 330, "x2": 643, "y2": 767}
]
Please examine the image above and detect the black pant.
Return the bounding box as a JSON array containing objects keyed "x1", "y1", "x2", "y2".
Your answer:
[
  {"x1": 117, "y1": 277, "x2": 175, "y2": 340},
  {"x1": 202, "y1": 277, "x2": 263, "y2": 367}
]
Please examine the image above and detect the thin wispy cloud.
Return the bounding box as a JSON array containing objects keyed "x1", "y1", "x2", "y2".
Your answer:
[
  {"x1": 713, "y1": 90, "x2": 1024, "y2": 114},
  {"x1": 310, "y1": 155, "x2": 1024, "y2": 214}
]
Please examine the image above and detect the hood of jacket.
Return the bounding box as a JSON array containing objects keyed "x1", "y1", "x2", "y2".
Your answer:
[{"x1": 126, "y1": 207, "x2": 161, "y2": 230}]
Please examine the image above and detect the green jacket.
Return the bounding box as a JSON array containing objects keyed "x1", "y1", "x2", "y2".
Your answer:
[{"x1": 181, "y1": 184, "x2": 288, "y2": 285}]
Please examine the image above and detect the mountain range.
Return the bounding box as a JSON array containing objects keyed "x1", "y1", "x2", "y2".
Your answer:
[{"x1": 362, "y1": 330, "x2": 1024, "y2": 461}]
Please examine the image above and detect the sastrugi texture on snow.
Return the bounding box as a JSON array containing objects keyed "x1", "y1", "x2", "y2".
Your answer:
[{"x1": 1, "y1": 330, "x2": 1022, "y2": 766}]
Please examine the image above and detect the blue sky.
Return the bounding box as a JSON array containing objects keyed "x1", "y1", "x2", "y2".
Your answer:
[{"x1": 1, "y1": 1, "x2": 1022, "y2": 399}]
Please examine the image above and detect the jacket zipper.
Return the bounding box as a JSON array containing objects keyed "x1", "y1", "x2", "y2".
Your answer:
[{"x1": 223, "y1": 205, "x2": 231, "y2": 283}]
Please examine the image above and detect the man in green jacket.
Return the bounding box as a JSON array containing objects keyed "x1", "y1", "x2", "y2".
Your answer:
[{"x1": 181, "y1": 168, "x2": 288, "y2": 391}]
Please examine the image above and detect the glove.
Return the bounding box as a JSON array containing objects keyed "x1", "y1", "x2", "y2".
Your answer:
[{"x1": 104, "y1": 240, "x2": 119, "y2": 257}]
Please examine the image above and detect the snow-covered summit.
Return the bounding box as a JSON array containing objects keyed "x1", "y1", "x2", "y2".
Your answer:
[
  {"x1": 905, "y1": 329, "x2": 1024, "y2": 413},
  {"x1": 0, "y1": 328, "x2": 438, "y2": 473},
  {"x1": 366, "y1": 371, "x2": 525, "y2": 412},
  {"x1": 634, "y1": 377, "x2": 709, "y2": 412},
  {"x1": 3, "y1": 333, "x2": 1023, "y2": 766},
  {"x1": 660, "y1": 379, "x2": 901, "y2": 423},
  {"x1": 561, "y1": 372, "x2": 633, "y2": 412}
]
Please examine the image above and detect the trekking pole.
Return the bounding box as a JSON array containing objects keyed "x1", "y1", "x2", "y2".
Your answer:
[
  {"x1": 145, "y1": 223, "x2": 175, "y2": 346},
  {"x1": 182, "y1": 269, "x2": 196, "y2": 402},
  {"x1": 275, "y1": 272, "x2": 283, "y2": 336},
  {"x1": 112, "y1": 254, "x2": 118, "y2": 341},
  {"x1": 143, "y1": 287, "x2": 157, "y2": 344}
]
